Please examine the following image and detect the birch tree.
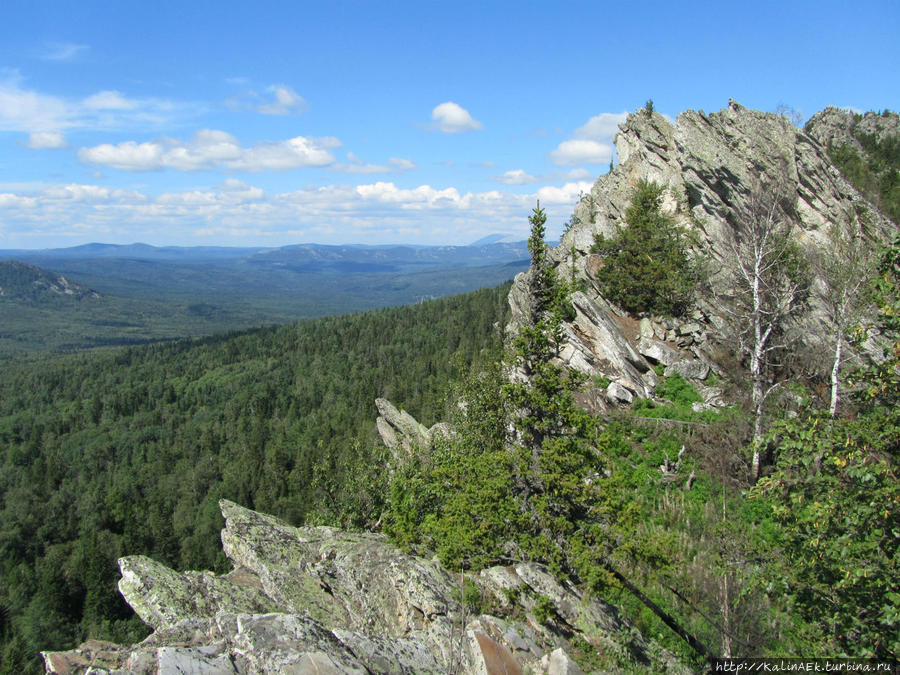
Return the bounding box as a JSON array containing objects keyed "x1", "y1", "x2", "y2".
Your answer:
[
  {"x1": 816, "y1": 215, "x2": 872, "y2": 416},
  {"x1": 723, "y1": 179, "x2": 809, "y2": 482}
]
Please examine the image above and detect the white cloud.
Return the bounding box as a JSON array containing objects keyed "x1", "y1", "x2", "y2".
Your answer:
[
  {"x1": 83, "y1": 90, "x2": 137, "y2": 110},
  {"x1": 78, "y1": 140, "x2": 165, "y2": 171},
  {"x1": 495, "y1": 169, "x2": 537, "y2": 185},
  {"x1": 536, "y1": 181, "x2": 593, "y2": 204},
  {"x1": 27, "y1": 131, "x2": 67, "y2": 149},
  {"x1": 549, "y1": 111, "x2": 627, "y2": 166},
  {"x1": 78, "y1": 130, "x2": 340, "y2": 172},
  {"x1": 430, "y1": 102, "x2": 482, "y2": 133},
  {"x1": 388, "y1": 157, "x2": 417, "y2": 171},
  {"x1": 0, "y1": 75, "x2": 191, "y2": 137},
  {"x1": 258, "y1": 86, "x2": 308, "y2": 115},
  {"x1": 0, "y1": 76, "x2": 72, "y2": 132},
  {"x1": 356, "y1": 182, "x2": 462, "y2": 208},
  {"x1": 0, "y1": 178, "x2": 588, "y2": 247},
  {"x1": 549, "y1": 139, "x2": 613, "y2": 166},
  {"x1": 573, "y1": 112, "x2": 628, "y2": 140}
]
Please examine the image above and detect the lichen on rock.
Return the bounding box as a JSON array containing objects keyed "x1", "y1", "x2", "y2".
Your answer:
[{"x1": 43, "y1": 500, "x2": 688, "y2": 674}]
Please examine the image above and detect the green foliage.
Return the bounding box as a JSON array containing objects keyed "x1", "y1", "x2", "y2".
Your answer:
[
  {"x1": 654, "y1": 374, "x2": 702, "y2": 407},
  {"x1": 383, "y1": 362, "x2": 522, "y2": 570},
  {"x1": 753, "y1": 239, "x2": 900, "y2": 658},
  {"x1": 0, "y1": 284, "x2": 511, "y2": 673},
  {"x1": 591, "y1": 180, "x2": 696, "y2": 317},
  {"x1": 532, "y1": 594, "x2": 555, "y2": 624}
]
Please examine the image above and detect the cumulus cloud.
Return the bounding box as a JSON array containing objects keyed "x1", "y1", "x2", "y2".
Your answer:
[
  {"x1": 0, "y1": 177, "x2": 588, "y2": 247},
  {"x1": 549, "y1": 111, "x2": 627, "y2": 166},
  {"x1": 78, "y1": 130, "x2": 340, "y2": 172},
  {"x1": 356, "y1": 182, "x2": 462, "y2": 208},
  {"x1": 430, "y1": 102, "x2": 482, "y2": 133},
  {"x1": 27, "y1": 131, "x2": 67, "y2": 149},
  {"x1": 573, "y1": 112, "x2": 628, "y2": 140},
  {"x1": 0, "y1": 76, "x2": 72, "y2": 133},
  {"x1": 536, "y1": 181, "x2": 593, "y2": 204},
  {"x1": 549, "y1": 139, "x2": 614, "y2": 166},
  {"x1": 258, "y1": 85, "x2": 308, "y2": 115},
  {"x1": 495, "y1": 169, "x2": 537, "y2": 185}
]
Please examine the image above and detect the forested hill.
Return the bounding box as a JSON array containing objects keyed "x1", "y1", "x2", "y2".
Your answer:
[
  {"x1": 0, "y1": 283, "x2": 510, "y2": 673},
  {"x1": 0, "y1": 261, "x2": 98, "y2": 301}
]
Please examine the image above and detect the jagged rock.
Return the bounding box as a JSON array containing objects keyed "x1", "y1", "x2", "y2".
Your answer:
[
  {"x1": 664, "y1": 359, "x2": 710, "y2": 381},
  {"x1": 557, "y1": 290, "x2": 656, "y2": 397},
  {"x1": 508, "y1": 101, "x2": 896, "y2": 411},
  {"x1": 44, "y1": 500, "x2": 689, "y2": 674},
  {"x1": 375, "y1": 397, "x2": 452, "y2": 460},
  {"x1": 118, "y1": 557, "x2": 278, "y2": 630},
  {"x1": 676, "y1": 322, "x2": 701, "y2": 336},
  {"x1": 638, "y1": 317, "x2": 655, "y2": 338}
]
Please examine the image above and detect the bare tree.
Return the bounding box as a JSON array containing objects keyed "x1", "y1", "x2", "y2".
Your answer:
[{"x1": 721, "y1": 178, "x2": 809, "y2": 482}]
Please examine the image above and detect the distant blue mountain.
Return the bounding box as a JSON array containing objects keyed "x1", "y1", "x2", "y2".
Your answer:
[{"x1": 0, "y1": 240, "x2": 529, "y2": 265}]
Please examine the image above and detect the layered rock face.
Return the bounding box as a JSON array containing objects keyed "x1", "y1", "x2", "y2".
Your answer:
[
  {"x1": 44, "y1": 500, "x2": 686, "y2": 674},
  {"x1": 509, "y1": 100, "x2": 895, "y2": 408}
]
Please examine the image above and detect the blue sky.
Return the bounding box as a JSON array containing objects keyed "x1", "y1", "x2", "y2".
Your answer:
[{"x1": 0, "y1": 0, "x2": 897, "y2": 249}]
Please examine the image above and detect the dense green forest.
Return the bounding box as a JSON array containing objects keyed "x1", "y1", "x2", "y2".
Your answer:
[{"x1": 0, "y1": 283, "x2": 511, "y2": 673}]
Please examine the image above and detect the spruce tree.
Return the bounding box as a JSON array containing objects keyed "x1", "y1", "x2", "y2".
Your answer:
[{"x1": 591, "y1": 180, "x2": 695, "y2": 317}]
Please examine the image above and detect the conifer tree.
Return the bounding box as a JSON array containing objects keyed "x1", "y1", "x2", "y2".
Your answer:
[{"x1": 591, "y1": 180, "x2": 695, "y2": 317}]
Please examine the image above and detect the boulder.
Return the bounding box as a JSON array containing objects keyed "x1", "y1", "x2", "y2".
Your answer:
[
  {"x1": 664, "y1": 359, "x2": 710, "y2": 381},
  {"x1": 637, "y1": 336, "x2": 681, "y2": 366}
]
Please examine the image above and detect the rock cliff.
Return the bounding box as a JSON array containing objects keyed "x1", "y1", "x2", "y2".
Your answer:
[
  {"x1": 508, "y1": 100, "x2": 895, "y2": 409},
  {"x1": 43, "y1": 500, "x2": 686, "y2": 674}
]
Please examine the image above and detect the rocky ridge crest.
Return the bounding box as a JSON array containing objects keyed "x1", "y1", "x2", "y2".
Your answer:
[
  {"x1": 508, "y1": 100, "x2": 895, "y2": 409},
  {"x1": 43, "y1": 500, "x2": 686, "y2": 674}
]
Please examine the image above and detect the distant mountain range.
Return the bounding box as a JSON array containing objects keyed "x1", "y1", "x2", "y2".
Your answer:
[{"x1": 0, "y1": 238, "x2": 531, "y2": 357}]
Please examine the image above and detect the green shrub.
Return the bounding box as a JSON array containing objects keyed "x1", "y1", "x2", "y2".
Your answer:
[
  {"x1": 532, "y1": 594, "x2": 555, "y2": 625},
  {"x1": 654, "y1": 374, "x2": 702, "y2": 407}
]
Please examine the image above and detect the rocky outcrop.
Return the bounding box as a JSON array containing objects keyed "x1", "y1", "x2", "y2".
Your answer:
[
  {"x1": 43, "y1": 500, "x2": 687, "y2": 674},
  {"x1": 0, "y1": 260, "x2": 100, "y2": 300},
  {"x1": 375, "y1": 397, "x2": 450, "y2": 458},
  {"x1": 509, "y1": 101, "x2": 896, "y2": 406},
  {"x1": 805, "y1": 106, "x2": 900, "y2": 155}
]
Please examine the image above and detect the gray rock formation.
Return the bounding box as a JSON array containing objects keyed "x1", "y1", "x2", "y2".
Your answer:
[
  {"x1": 375, "y1": 397, "x2": 449, "y2": 459},
  {"x1": 805, "y1": 106, "x2": 900, "y2": 154},
  {"x1": 509, "y1": 101, "x2": 895, "y2": 406},
  {"x1": 43, "y1": 500, "x2": 687, "y2": 674}
]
